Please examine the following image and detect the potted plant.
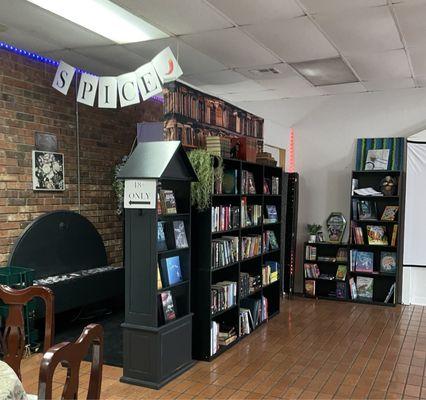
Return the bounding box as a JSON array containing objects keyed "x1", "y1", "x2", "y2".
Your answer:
[
  {"x1": 188, "y1": 150, "x2": 223, "y2": 211},
  {"x1": 307, "y1": 224, "x2": 322, "y2": 243}
]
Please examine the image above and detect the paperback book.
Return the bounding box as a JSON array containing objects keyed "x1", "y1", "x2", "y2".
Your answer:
[
  {"x1": 356, "y1": 276, "x2": 374, "y2": 300},
  {"x1": 336, "y1": 281, "x2": 347, "y2": 299},
  {"x1": 305, "y1": 280, "x2": 316, "y2": 297},
  {"x1": 381, "y1": 206, "x2": 399, "y2": 221},
  {"x1": 353, "y1": 251, "x2": 374, "y2": 273},
  {"x1": 265, "y1": 205, "x2": 278, "y2": 223},
  {"x1": 173, "y1": 220, "x2": 188, "y2": 248},
  {"x1": 380, "y1": 252, "x2": 397, "y2": 274},
  {"x1": 357, "y1": 200, "x2": 377, "y2": 220},
  {"x1": 366, "y1": 225, "x2": 388, "y2": 245},
  {"x1": 159, "y1": 189, "x2": 177, "y2": 214},
  {"x1": 157, "y1": 221, "x2": 168, "y2": 251},
  {"x1": 336, "y1": 265, "x2": 347, "y2": 281},
  {"x1": 160, "y1": 255, "x2": 183, "y2": 286},
  {"x1": 159, "y1": 290, "x2": 176, "y2": 323}
]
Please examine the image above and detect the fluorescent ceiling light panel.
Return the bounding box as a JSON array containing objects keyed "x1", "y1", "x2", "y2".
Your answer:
[
  {"x1": 289, "y1": 57, "x2": 359, "y2": 86},
  {"x1": 26, "y1": 0, "x2": 168, "y2": 44}
]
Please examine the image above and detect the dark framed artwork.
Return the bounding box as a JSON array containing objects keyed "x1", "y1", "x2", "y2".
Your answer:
[{"x1": 32, "y1": 150, "x2": 65, "y2": 191}]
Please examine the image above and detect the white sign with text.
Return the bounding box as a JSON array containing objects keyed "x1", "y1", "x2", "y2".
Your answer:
[{"x1": 124, "y1": 179, "x2": 157, "y2": 209}]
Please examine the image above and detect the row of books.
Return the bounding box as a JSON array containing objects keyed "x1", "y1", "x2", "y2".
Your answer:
[
  {"x1": 241, "y1": 198, "x2": 261, "y2": 227},
  {"x1": 241, "y1": 235, "x2": 262, "y2": 259},
  {"x1": 210, "y1": 322, "x2": 238, "y2": 356},
  {"x1": 157, "y1": 220, "x2": 188, "y2": 251},
  {"x1": 352, "y1": 223, "x2": 398, "y2": 246},
  {"x1": 304, "y1": 263, "x2": 347, "y2": 281},
  {"x1": 239, "y1": 272, "x2": 262, "y2": 298},
  {"x1": 305, "y1": 245, "x2": 347, "y2": 262},
  {"x1": 157, "y1": 189, "x2": 177, "y2": 215},
  {"x1": 305, "y1": 277, "x2": 396, "y2": 303},
  {"x1": 211, "y1": 281, "x2": 237, "y2": 314},
  {"x1": 264, "y1": 177, "x2": 280, "y2": 195},
  {"x1": 352, "y1": 200, "x2": 399, "y2": 222},
  {"x1": 349, "y1": 250, "x2": 397, "y2": 274},
  {"x1": 240, "y1": 296, "x2": 268, "y2": 329},
  {"x1": 211, "y1": 236, "x2": 239, "y2": 269},
  {"x1": 206, "y1": 136, "x2": 231, "y2": 158},
  {"x1": 241, "y1": 170, "x2": 257, "y2": 194},
  {"x1": 211, "y1": 205, "x2": 240, "y2": 233},
  {"x1": 163, "y1": 85, "x2": 264, "y2": 138},
  {"x1": 262, "y1": 262, "x2": 279, "y2": 285}
]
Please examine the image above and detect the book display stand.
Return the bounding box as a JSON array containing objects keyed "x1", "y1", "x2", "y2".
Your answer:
[{"x1": 118, "y1": 141, "x2": 197, "y2": 389}]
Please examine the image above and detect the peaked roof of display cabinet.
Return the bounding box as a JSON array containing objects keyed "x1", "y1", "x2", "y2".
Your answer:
[
  {"x1": 118, "y1": 140, "x2": 198, "y2": 181},
  {"x1": 407, "y1": 129, "x2": 426, "y2": 143}
]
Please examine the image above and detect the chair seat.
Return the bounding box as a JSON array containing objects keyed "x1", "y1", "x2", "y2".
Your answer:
[
  {"x1": 0, "y1": 361, "x2": 27, "y2": 400},
  {"x1": 34, "y1": 266, "x2": 122, "y2": 285}
]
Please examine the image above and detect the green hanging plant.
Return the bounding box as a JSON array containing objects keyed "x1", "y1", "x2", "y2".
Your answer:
[{"x1": 188, "y1": 150, "x2": 223, "y2": 211}]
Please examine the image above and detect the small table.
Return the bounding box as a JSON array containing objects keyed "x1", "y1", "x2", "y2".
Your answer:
[{"x1": 0, "y1": 361, "x2": 27, "y2": 400}]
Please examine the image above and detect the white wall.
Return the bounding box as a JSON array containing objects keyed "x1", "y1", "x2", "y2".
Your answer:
[{"x1": 237, "y1": 87, "x2": 426, "y2": 293}]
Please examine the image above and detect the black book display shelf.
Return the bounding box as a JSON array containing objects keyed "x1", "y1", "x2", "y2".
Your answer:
[
  {"x1": 191, "y1": 158, "x2": 282, "y2": 361},
  {"x1": 118, "y1": 141, "x2": 197, "y2": 389}
]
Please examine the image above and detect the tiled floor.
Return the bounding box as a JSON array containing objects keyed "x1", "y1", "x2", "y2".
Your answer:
[{"x1": 21, "y1": 297, "x2": 426, "y2": 399}]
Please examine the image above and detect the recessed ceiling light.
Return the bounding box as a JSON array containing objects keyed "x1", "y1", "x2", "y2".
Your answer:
[
  {"x1": 26, "y1": 0, "x2": 168, "y2": 44},
  {"x1": 289, "y1": 57, "x2": 359, "y2": 86}
]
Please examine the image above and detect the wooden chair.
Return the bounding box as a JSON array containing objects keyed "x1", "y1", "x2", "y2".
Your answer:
[
  {"x1": 37, "y1": 323, "x2": 103, "y2": 400},
  {"x1": 0, "y1": 284, "x2": 54, "y2": 379}
]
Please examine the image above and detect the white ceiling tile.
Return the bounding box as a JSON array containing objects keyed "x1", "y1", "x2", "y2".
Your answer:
[
  {"x1": 408, "y1": 47, "x2": 426, "y2": 75},
  {"x1": 222, "y1": 90, "x2": 288, "y2": 102},
  {"x1": 0, "y1": 0, "x2": 113, "y2": 49},
  {"x1": 206, "y1": 0, "x2": 303, "y2": 25},
  {"x1": 126, "y1": 38, "x2": 226, "y2": 75},
  {"x1": 346, "y1": 49, "x2": 411, "y2": 80},
  {"x1": 244, "y1": 16, "x2": 338, "y2": 63},
  {"x1": 41, "y1": 49, "x2": 122, "y2": 75},
  {"x1": 415, "y1": 75, "x2": 426, "y2": 87},
  {"x1": 314, "y1": 6, "x2": 402, "y2": 52},
  {"x1": 73, "y1": 45, "x2": 149, "y2": 74},
  {"x1": 363, "y1": 78, "x2": 415, "y2": 91},
  {"x1": 393, "y1": 2, "x2": 426, "y2": 48},
  {"x1": 319, "y1": 82, "x2": 367, "y2": 95},
  {"x1": 255, "y1": 75, "x2": 321, "y2": 97},
  {"x1": 300, "y1": 0, "x2": 386, "y2": 15},
  {"x1": 112, "y1": 0, "x2": 232, "y2": 35},
  {"x1": 234, "y1": 63, "x2": 295, "y2": 80},
  {"x1": 0, "y1": 28, "x2": 59, "y2": 52},
  {"x1": 180, "y1": 28, "x2": 279, "y2": 68}
]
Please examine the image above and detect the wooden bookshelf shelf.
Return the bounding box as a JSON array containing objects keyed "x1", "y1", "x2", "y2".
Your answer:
[
  {"x1": 157, "y1": 247, "x2": 189, "y2": 256},
  {"x1": 211, "y1": 304, "x2": 238, "y2": 318},
  {"x1": 352, "y1": 195, "x2": 399, "y2": 200},
  {"x1": 158, "y1": 213, "x2": 190, "y2": 220},
  {"x1": 191, "y1": 158, "x2": 283, "y2": 361},
  {"x1": 158, "y1": 280, "x2": 190, "y2": 293}
]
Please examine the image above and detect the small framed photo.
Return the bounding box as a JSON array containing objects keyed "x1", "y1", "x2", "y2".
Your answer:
[{"x1": 32, "y1": 150, "x2": 65, "y2": 191}]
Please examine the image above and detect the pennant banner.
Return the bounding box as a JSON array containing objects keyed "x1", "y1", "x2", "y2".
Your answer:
[{"x1": 52, "y1": 47, "x2": 182, "y2": 108}]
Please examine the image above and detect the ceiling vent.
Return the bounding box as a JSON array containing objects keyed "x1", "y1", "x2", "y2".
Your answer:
[{"x1": 249, "y1": 67, "x2": 281, "y2": 76}]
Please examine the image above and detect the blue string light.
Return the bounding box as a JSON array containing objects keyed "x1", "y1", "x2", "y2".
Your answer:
[{"x1": 0, "y1": 40, "x2": 164, "y2": 103}]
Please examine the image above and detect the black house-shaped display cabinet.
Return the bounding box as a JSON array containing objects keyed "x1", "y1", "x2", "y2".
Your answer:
[{"x1": 118, "y1": 141, "x2": 198, "y2": 389}]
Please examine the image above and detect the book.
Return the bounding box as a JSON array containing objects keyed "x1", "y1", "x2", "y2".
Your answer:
[
  {"x1": 356, "y1": 276, "x2": 373, "y2": 300},
  {"x1": 173, "y1": 220, "x2": 188, "y2": 248},
  {"x1": 336, "y1": 281, "x2": 347, "y2": 299},
  {"x1": 271, "y1": 177, "x2": 279, "y2": 194},
  {"x1": 336, "y1": 265, "x2": 347, "y2": 281},
  {"x1": 264, "y1": 230, "x2": 279, "y2": 252},
  {"x1": 160, "y1": 255, "x2": 183, "y2": 286},
  {"x1": 305, "y1": 280, "x2": 315, "y2": 297},
  {"x1": 157, "y1": 222, "x2": 168, "y2": 251},
  {"x1": 380, "y1": 252, "x2": 397, "y2": 274},
  {"x1": 211, "y1": 205, "x2": 240, "y2": 232},
  {"x1": 157, "y1": 263, "x2": 162, "y2": 290},
  {"x1": 304, "y1": 263, "x2": 320, "y2": 279},
  {"x1": 355, "y1": 251, "x2": 374, "y2": 273},
  {"x1": 263, "y1": 178, "x2": 271, "y2": 194},
  {"x1": 366, "y1": 225, "x2": 388, "y2": 245},
  {"x1": 357, "y1": 200, "x2": 377, "y2": 220},
  {"x1": 305, "y1": 245, "x2": 317, "y2": 261},
  {"x1": 391, "y1": 224, "x2": 398, "y2": 246},
  {"x1": 212, "y1": 236, "x2": 239, "y2": 268},
  {"x1": 241, "y1": 170, "x2": 256, "y2": 194},
  {"x1": 349, "y1": 277, "x2": 357, "y2": 299},
  {"x1": 364, "y1": 149, "x2": 390, "y2": 170},
  {"x1": 381, "y1": 206, "x2": 399, "y2": 221},
  {"x1": 160, "y1": 290, "x2": 176, "y2": 323},
  {"x1": 336, "y1": 248, "x2": 348, "y2": 262},
  {"x1": 384, "y1": 283, "x2": 396, "y2": 303},
  {"x1": 352, "y1": 223, "x2": 364, "y2": 244},
  {"x1": 159, "y1": 189, "x2": 177, "y2": 214},
  {"x1": 222, "y1": 169, "x2": 238, "y2": 194},
  {"x1": 211, "y1": 281, "x2": 237, "y2": 314},
  {"x1": 265, "y1": 205, "x2": 278, "y2": 223},
  {"x1": 241, "y1": 234, "x2": 262, "y2": 259}
]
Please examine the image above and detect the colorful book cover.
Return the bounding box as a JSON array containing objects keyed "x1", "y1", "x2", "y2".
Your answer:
[
  {"x1": 162, "y1": 255, "x2": 182, "y2": 286},
  {"x1": 380, "y1": 252, "x2": 397, "y2": 274},
  {"x1": 173, "y1": 220, "x2": 188, "y2": 249},
  {"x1": 336, "y1": 281, "x2": 347, "y2": 299},
  {"x1": 356, "y1": 277, "x2": 373, "y2": 300},
  {"x1": 157, "y1": 221, "x2": 168, "y2": 251},
  {"x1": 349, "y1": 277, "x2": 357, "y2": 300},
  {"x1": 160, "y1": 290, "x2": 176, "y2": 322},
  {"x1": 266, "y1": 205, "x2": 278, "y2": 222},
  {"x1": 336, "y1": 265, "x2": 347, "y2": 281},
  {"x1": 355, "y1": 251, "x2": 374, "y2": 273},
  {"x1": 381, "y1": 206, "x2": 399, "y2": 221},
  {"x1": 366, "y1": 225, "x2": 388, "y2": 245},
  {"x1": 305, "y1": 280, "x2": 316, "y2": 297},
  {"x1": 357, "y1": 200, "x2": 377, "y2": 220}
]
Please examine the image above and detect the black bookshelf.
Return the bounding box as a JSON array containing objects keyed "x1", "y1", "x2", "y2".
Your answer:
[
  {"x1": 118, "y1": 141, "x2": 197, "y2": 389},
  {"x1": 191, "y1": 158, "x2": 282, "y2": 361},
  {"x1": 348, "y1": 170, "x2": 402, "y2": 306}
]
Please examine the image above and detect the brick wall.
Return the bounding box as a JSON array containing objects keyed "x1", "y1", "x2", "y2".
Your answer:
[{"x1": 0, "y1": 49, "x2": 163, "y2": 265}]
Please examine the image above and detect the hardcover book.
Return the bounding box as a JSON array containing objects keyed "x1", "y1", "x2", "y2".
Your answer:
[
  {"x1": 357, "y1": 200, "x2": 377, "y2": 220},
  {"x1": 336, "y1": 265, "x2": 347, "y2": 281},
  {"x1": 381, "y1": 206, "x2": 399, "y2": 221},
  {"x1": 160, "y1": 290, "x2": 176, "y2": 323},
  {"x1": 160, "y1": 189, "x2": 177, "y2": 214},
  {"x1": 356, "y1": 277, "x2": 374, "y2": 300},
  {"x1": 355, "y1": 251, "x2": 374, "y2": 273},
  {"x1": 305, "y1": 280, "x2": 316, "y2": 297},
  {"x1": 222, "y1": 169, "x2": 238, "y2": 194},
  {"x1": 161, "y1": 255, "x2": 183, "y2": 286},
  {"x1": 380, "y1": 252, "x2": 397, "y2": 274},
  {"x1": 157, "y1": 221, "x2": 168, "y2": 251},
  {"x1": 173, "y1": 220, "x2": 188, "y2": 248},
  {"x1": 366, "y1": 225, "x2": 388, "y2": 245},
  {"x1": 349, "y1": 277, "x2": 357, "y2": 300},
  {"x1": 265, "y1": 205, "x2": 278, "y2": 223},
  {"x1": 391, "y1": 224, "x2": 398, "y2": 246},
  {"x1": 336, "y1": 281, "x2": 347, "y2": 299}
]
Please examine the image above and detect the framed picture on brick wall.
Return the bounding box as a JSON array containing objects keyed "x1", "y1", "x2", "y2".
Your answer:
[{"x1": 32, "y1": 150, "x2": 65, "y2": 191}]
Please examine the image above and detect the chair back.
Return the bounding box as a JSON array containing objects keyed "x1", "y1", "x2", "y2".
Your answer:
[
  {"x1": 0, "y1": 284, "x2": 54, "y2": 379},
  {"x1": 37, "y1": 323, "x2": 103, "y2": 400}
]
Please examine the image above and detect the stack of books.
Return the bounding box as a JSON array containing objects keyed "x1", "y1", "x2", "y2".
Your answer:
[
  {"x1": 218, "y1": 325, "x2": 237, "y2": 347},
  {"x1": 206, "y1": 136, "x2": 231, "y2": 158},
  {"x1": 304, "y1": 263, "x2": 320, "y2": 278},
  {"x1": 211, "y1": 281, "x2": 237, "y2": 314},
  {"x1": 211, "y1": 205, "x2": 240, "y2": 232},
  {"x1": 241, "y1": 235, "x2": 262, "y2": 259},
  {"x1": 211, "y1": 236, "x2": 239, "y2": 269}
]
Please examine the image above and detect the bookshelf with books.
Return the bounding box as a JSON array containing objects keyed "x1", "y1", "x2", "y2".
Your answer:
[
  {"x1": 163, "y1": 81, "x2": 264, "y2": 154},
  {"x1": 303, "y1": 242, "x2": 349, "y2": 300},
  {"x1": 118, "y1": 141, "x2": 197, "y2": 389},
  {"x1": 191, "y1": 158, "x2": 282, "y2": 361},
  {"x1": 348, "y1": 170, "x2": 402, "y2": 306}
]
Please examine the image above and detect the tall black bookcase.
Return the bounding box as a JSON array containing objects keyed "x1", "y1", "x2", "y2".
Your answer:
[
  {"x1": 349, "y1": 170, "x2": 402, "y2": 306},
  {"x1": 191, "y1": 158, "x2": 282, "y2": 361},
  {"x1": 118, "y1": 141, "x2": 197, "y2": 389}
]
